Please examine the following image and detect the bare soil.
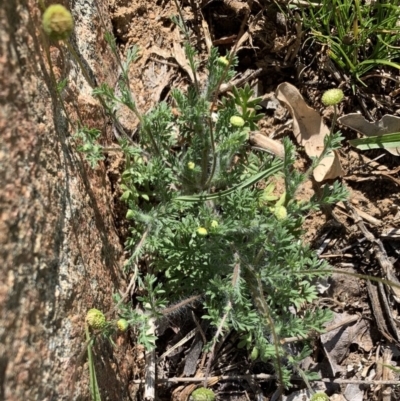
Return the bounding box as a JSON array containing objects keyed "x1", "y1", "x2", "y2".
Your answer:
[{"x1": 105, "y1": 1, "x2": 400, "y2": 400}]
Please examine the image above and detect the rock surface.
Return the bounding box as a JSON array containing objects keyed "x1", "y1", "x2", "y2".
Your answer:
[{"x1": 0, "y1": 0, "x2": 129, "y2": 399}]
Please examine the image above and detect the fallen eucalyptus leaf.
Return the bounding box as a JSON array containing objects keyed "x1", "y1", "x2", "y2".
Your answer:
[
  {"x1": 249, "y1": 131, "x2": 285, "y2": 158},
  {"x1": 338, "y1": 113, "x2": 400, "y2": 156},
  {"x1": 313, "y1": 150, "x2": 344, "y2": 182},
  {"x1": 276, "y1": 82, "x2": 343, "y2": 181},
  {"x1": 276, "y1": 82, "x2": 328, "y2": 157}
]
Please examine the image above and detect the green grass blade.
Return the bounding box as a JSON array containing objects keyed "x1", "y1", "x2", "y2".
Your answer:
[
  {"x1": 175, "y1": 159, "x2": 284, "y2": 202},
  {"x1": 359, "y1": 59, "x2": 400, "y2": 71},
  {"x1": 349, "y1": 132, "x2": 400, "y2": 150}
]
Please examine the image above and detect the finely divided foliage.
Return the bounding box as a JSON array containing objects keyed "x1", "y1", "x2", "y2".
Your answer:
[{"x1": 77, "y1": 17, "x2": 349, "y2": 391}]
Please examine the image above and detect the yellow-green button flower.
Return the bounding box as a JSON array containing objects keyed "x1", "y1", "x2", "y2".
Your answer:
[
  {"x1": 310, "y1": 393, "x2": 329, "y2": 401},
  {"x1": 211, "y1": 220, "x2": 218, "y2": 228},
  {"x1": 230, "y1": 116, "x2": 245, "y2": 127},
  {"x1": 273, "y1": 205, "x2": 287, "y2": 220},
  {"x1": 42, "y1": 4, "x2": 74, "y2": 41},
  {"x1": 86, "y1": 308, "x2": 106, "y2": 330},
  {"x1": 191, "y1": 387, "x2": 215, "y2": 401},
  {"x1": 187, "y1": 162, "x2": 195, "y2": 170},
  {"x1": 117, "y1": 319, "x2": 129, "y2": 332},
  {"x1": 217, "y1": 56, "x2": 229, "y2": 66},
  {"x1": 321, "y1": 89, "x2": 344, "y2": 106},
  {"x1": 197, "y1": 227, "x2": 208, "y2": 236}
]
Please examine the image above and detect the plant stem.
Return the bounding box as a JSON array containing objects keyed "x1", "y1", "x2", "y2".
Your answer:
[
  {"x1": 41, "y1": 34, "x2": 76, "y2": 131},
  {"x1": 65, "y1": 41, "x2": 97, "y2": 88},
  {"x1": 330, "y1": 104, "x2": 338, "y2": 136},
  {"x1": 204, "y1": 12, "x2": 250, "y2": 189},
  {"x1": 85, "y1": 324, "x2": 101, "y2": 401},
  {"x1": 245, "y1": 265, "x2": 284, "y2": 401}
]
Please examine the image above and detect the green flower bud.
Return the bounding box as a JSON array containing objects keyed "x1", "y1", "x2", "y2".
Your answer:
[
  {"x1": 187, "y1": 162, "x2": 195, "y2": 170},
  {"x1": 230, "y1": 116, "x2": 245, "y2": 127},
  {"x1": 273, "y1": 205, "x2": 287, "y2": 220},
  {"x1": 86, "y1": 308, "x2": 107, "y2": 330},
  {"x1": 321, "y1": 88, "x2": 344, "y2": 106},
  {"x1": 117, "y1": 319, "x2": 129, "y2": 332},
  {"x1": 217, "y1": 56, "x2": 229, "y2": 66},
  {"x1": 126, "y1": 209, "x2": 135, "y2": 219},
  {"x1": 310, "y1": 393, "x2": 329, "y2": 401},
  {"x1": 42, "y1": 4, "x2": 74, "y2": 41},
  {"x1": 197, "y1": 227, "x2": 208, "y2": 236},
  {"x1": 250, "y1": 346, "x2": 259, "y2": 360},
  {"x1": 191, "y1": 387, "x2": 216, "y2": 401}
]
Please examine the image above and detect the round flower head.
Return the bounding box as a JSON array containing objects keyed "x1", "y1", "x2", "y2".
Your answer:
[
  {"x1": 187, "y1": 162, "x2": 195, "y2": 170},
  {"x1": 191, "y1": 387, "x2": 215, "y2": 401},
  {"x1": 310, "y1": 393, "x2": 329, "y2": 401},
  {"x1": 197, "y1": 227, "x2": 208, "y2": 236},
  {"x1": 273, "y1": 205, "x2": 287, "y2": 221},
  {"x1": 211, "y1": 220, "x2": 218, "y2": 228},
  {"x1": 217, "y1": 56, "x2": 229, "y2": 67},
  {"x1": 230, "y1": 116, "x2": 245, "y2": 127},
  {"x1": 42, "y1": 4, "x2": 74, "y2": 41},
  {"x1": 86, "y1": 308, "x2": 106, "y2": 330},
  {"x1": 117, "y1": 318, "x2": 129, "y2": 332},
  {"x1": 321, "y1": 89, "x2": 344, "y2": 106}
]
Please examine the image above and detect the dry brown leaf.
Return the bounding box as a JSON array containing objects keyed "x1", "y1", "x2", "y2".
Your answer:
[
  {"x1": 331, "y1": 395, "x2": 347, "y2": 401},
  {"x1": 343, "y1": 384, "x2": 365, "y2": 401},
  {"x1": 338, "y1": 113, "x2": 400, "y2": 156},
  {"x1": 276, "y1": 82, "x2": 343, "y2": 181},
  {"x1": 320, "y1": 312, "x2": 357, "y2": 375},
  {"x1": 223, "y1": 0, "x2": 250, "y2": 13},
  {"x1": 173, "y1": 29, "x2": 196, "y2": 84},
  {"x1": 143, "y1": 63, "x2": 173, "y2": 104},
  {"x1": 276, "y1": 82, "x2": 329, "y2": 157},
  {"x1": 201, "y1": 19, "x2": 212, "y2": 55},
  {"x1": 313, "y1": 150, "x2": 343, "y2": 182},
  {"x1": 149, "y1": 46, "x2": 171, "y2": 60},
  {"x1": 249, "y1": 131, "x2": 285, "y2": 158}
]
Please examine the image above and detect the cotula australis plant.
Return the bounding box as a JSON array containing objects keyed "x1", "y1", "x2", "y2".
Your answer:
[
  {"x1": 102, "y1": 37, "x2": 347, "y2": 392},
  {"x1": 46, "y1": 2, "x2": 348, "y2": 393}
]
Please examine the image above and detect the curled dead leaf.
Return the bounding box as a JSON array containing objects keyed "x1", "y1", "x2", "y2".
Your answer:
[{"x1": 313, "y1": 150, "x2": 344, "y2": 182}]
